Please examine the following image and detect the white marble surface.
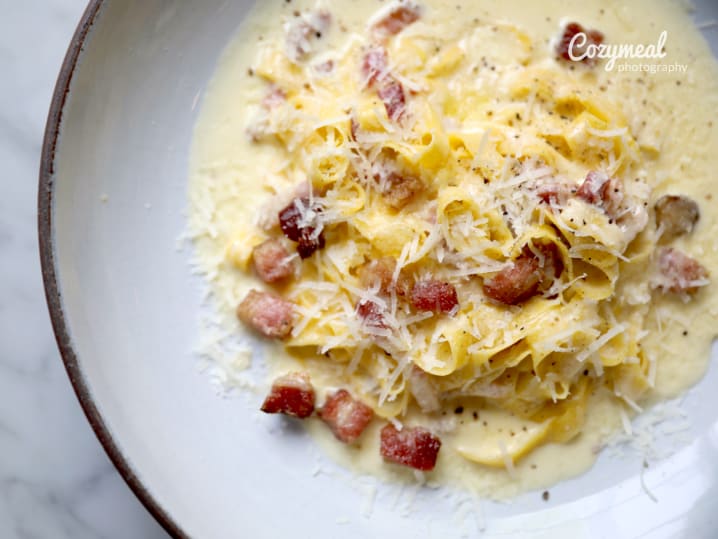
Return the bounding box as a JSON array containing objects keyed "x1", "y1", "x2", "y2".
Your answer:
[{"x1": 0, "y1": 1, "x2": 168, "y2": 537}]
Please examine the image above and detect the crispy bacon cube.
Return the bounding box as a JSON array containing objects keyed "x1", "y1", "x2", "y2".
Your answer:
[
  {"x1": 252, "y1": 239, "x2": 294, "y2": 283},
  {"x1": 278, "y1": 197, "x2": 317, "y2": 241},
  {"x1": 278, "y1": 197, "x2": 326, "y2": 259},
  {"x1": 576, "y1": 171, "x2": 624, "y2": 219},
  {"x1": 556, "y1": 22, "x2": 604, "y2": 66},
  {"x1": 261, "y1": 372, "x2": 315, "y2": 418},
  {"x1": 655, "y1": 195, "x2": 700, "y2": 238},
  {"x1": 296, "y1": 233, "x2": 326, "y2": 259},
  {"x1": 484, "y1": 255, "x2": 540, "y2": 305},
  {"x1": 380, "y1": 424, "x2": 441, "y2": 471},
  {"x1": 410, "y1": 280, "x2": 459, "y2": 313},
  {"x1": 361, "y1": 47, "x2": 389, "y2": 87},
  {"x1": 318, "y1": 389, "x2": 374, "y2": 443},
  {"x1": 356, "y1": 299, "x2": 389, "y2": 330},
  {"x1": 656, "y1": 247, "x2": 709, "y2": 294},
  {"x1": 576, "y1": 171, "x2": 608, "y2": 203},
  {"x1": 483, "y1": 243, "x2": 563, "y2": 305},
  {"x1": 359, "y1": 45, "x2": 407, "y2": 123},
  {"x1": 371, "y1": 2, "x2": 422, "y2": 38},
  {"x1": 237, "y1": 289, "x2": 294, "y2": 339},
  {"x1": 377, "y1": 80, "x2": 406, "y2": 122}
]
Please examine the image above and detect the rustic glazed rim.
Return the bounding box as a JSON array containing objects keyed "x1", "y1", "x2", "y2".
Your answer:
[{"x1": 38, "y1": 2, "x2": 187, "y2": 537}]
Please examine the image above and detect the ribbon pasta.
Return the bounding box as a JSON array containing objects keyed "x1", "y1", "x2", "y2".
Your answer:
[{"x1": 234, "y1": 11, "x2": 664, "y2": 462}]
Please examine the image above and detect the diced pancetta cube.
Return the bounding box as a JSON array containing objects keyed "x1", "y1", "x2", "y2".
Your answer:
[
  {"x1": 655, "y1": 247, "x2": 709, "y2": 294},
  {"x1": 278, "y1": 197, "x2": 326, "y2": 259},
  {"x1": 296, "y1": 233, "x2": 326, "y2": 259},
  {"x1": 357, "y1": 256, "x2": 411, "y2": 297},
  {"x1": 359, "y1": 44, "x2": 408, "y2": 124},
  {"x1": 380, "y1": 424, "x2": 441, "y2": 471},
  {"x1": 410, "y1": 280, "x2": 459, "y2": 313},
  {"x1": 359, "y1": 46, "x2": 407, "y2": 123},
  {"x1": 484, "y1": 253, "x2": 539, "y2": 305},
  {"x1": 371, "y1": 2, "x2": 422, "y2": 39},
  {"x1": 576, "y1": 171, "x2": 624, "y2": 218},
  {"x1": 361, "y1": 47, "x2": 389, "y2": 87},
  {"x1": 356, "y1": 299, "x2": 389, "y2": 330},
  {"x1": 318, "y1": 389, "x2": 374, "y2": 443},
  {"x1": 654, "y1": 195, "x2": 700, "y2": 238},
  {"x1": 237, "y1": 289, "x2": 294, "y2": 339},
  {"x1": 483, "y1": 243, "x2": 563, "y2": 305},
  {"x1": 377, "y1": 80, "x2": 407, "y2": 122},
  {"x1": 556, "y1": 22, "x2": 604, "y2": 66},
  {"x1": 261, "y1": 372, "x2": 315, "y2": 418},
  {"x1": 251, "y1": 239, "x2": 295, "y2": 283},
  {"x1": 575, "y1": 171, "x2": 608, "y2": 204}
]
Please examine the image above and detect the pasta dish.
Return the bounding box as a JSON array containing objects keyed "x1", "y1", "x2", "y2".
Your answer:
[{"x1": 189, "y1": 0, "x2": 718, "y2": 491}]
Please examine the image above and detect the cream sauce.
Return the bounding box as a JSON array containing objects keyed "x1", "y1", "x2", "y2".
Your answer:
[{"x1": 189, "y1": 0, "x2": 718, "y2": 497}]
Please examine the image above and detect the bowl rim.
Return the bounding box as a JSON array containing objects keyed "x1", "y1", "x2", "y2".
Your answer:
[{"x1": 37, "y1": 2, "x2": 186, "y2": 537}]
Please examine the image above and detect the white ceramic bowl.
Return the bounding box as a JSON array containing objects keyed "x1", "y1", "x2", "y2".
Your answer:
[{"x1": 40, "y1": 1, "x2": 718, "y2": 537}]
